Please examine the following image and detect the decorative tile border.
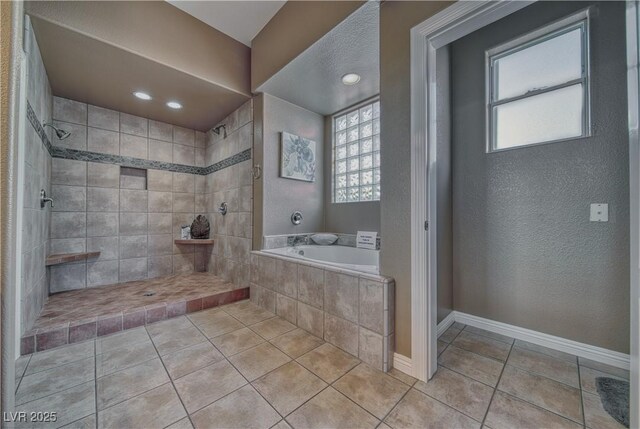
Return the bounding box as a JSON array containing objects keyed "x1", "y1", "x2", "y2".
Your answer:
[
  {"x1": 27, "y1": 101, "x2": 251, "y2": 175},
  {"x1": 262, "y1": 232, "x2": 381, "y2": 250}
]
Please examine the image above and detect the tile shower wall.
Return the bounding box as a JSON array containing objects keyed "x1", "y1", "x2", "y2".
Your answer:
[
  {"x1": 21, "y1": 19, "x2": 53, "y2": 333},
  {"x1": 49, "y1": 96, "x2": 208, "y2": 292},
  {"x1": 205, "y1": 100, "x2": 253, "y2": 289}
]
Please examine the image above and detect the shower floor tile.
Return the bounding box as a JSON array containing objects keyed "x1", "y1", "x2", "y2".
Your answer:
[
  {"x1": 22, "y1": 273, "x2": 248, "y2": 354},
  {"x1": 14, "y1": 302, "x2": 629, "y2": 429}
]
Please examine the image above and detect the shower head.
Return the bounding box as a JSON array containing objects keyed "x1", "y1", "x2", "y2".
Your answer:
[
  {"x1": 212, "y1": 124, "x2": 227, "y2": 138},
  {"x1": 43, "y1": 123, "x2": 71, "y2": 140}
]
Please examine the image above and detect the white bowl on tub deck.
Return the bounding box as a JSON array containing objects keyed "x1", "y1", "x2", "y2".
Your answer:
[
  {"x1": 310, "y1": 233, "x2": 338, "y2": 245},
  {"x1": 264, "y1": 245, "x2": 379, "y2": 274}
]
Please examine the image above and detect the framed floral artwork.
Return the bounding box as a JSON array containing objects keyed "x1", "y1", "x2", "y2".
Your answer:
[{"x1": 280, "y1": 131, "x2": 316, "y2": 182}]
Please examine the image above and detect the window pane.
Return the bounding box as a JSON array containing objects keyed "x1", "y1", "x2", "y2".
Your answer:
[
  {"x1": 348, "y1": 142, "x2": 359, "y2": 157},
  {"x1": 337, "y1": 160, "x2": 347, "y2": 174},
  {"x1": 361, "y1": 186, "x2": 373, "y2": 201},
  {"x1": 336, "y1": 146, "x2": 347, "y2": 160},
  {"x1": 360, "y1": 105, "x2": 373, "y2": 122},
  {"x1": 494, "y1": 27, "x2": 583, "y2": 101},
  {"x1": 348, "y1": 188, "x2": 360, "y2": 202},
  {"x1": 336, "y1": 189, "x2": 347, "y2": 202},
  {"x1": 361, "y1": 154, "x2": 372, "y2": 169},
  {"x1": 336, "y1": 174, "x2": 347, "y2": 188},
  {"x1": 347, "y1": 127, "x2": 359, "y2": 142},
  {"x1": 361, "y1": 170, "x2": 373, "y2": 185},
  {"x1": 361, "y1": 138, "x2": 373, "y2": 153},
  {"x1": 337, "y1": 131, "x2": 347, "y2": 145},
  {"x1": 494, "y1": 84, "x2": 583, "y2": 150},
  {"x1": 348, "y1": 157, "x2": 359, "y2": 172},
  {"x1": 336, "y1": 116, "x2": 347, "y2": 131},
  {"x1": 347, "y1": 111, "x2": 359, "y2": 127},
  {"x1": 360, "y1": 122, "x2": 372, "y2": 138},
  {"x1": 373, "y1": 101, "x2": 380, "y2": 118},
  {"x1": 349, "y1": 173, "x2": 359, "y2": 187},
  {"x1": 373, "y1": 135, "x2": 380, "y2": 151}
]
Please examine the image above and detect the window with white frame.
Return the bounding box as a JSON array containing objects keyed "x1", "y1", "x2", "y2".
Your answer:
[
  {"x1": 333, "y1": 99, "x2": 380, "y2": 203},
  {"x1": 487, "y1": 11, "x2": 590, "y2": 152}
]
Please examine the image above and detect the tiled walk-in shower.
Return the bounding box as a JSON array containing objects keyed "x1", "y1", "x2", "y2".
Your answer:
[{"x1": 14, "y1": 300, "x2": 628, "y2": 429}]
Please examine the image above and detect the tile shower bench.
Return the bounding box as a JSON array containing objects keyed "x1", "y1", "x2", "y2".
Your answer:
[{"x1": 250, "y1": 251, "x2": 394, "y2": 371}]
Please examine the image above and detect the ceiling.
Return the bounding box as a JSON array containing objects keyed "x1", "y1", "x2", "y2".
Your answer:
[
  {"x1": 168, "y1": 1, "x2": 286, "y2": 47},
  {"x1": 30, "y1": 16, "x2": 248, "y2": 131},
  {"x1": 257, "y1": 1, "x2": 378, "y2": 116}
]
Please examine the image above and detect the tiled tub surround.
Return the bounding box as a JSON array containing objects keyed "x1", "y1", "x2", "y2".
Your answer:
[
  {"x1": 21, "y1": 272, "x2": 249, "y2": 355},
  {"x1": 15, "y1": 301, "x2": 623, "y2": 429},
  {"x1": 204, "y1": 101, "x2": 254, "y2": 288},
  {"x1": 250, "y1": 251, "x2": 394, "y2": 371}
]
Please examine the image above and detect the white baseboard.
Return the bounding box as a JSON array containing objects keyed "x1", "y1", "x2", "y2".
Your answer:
[
  {"x1": 392, "y1": 353, "x2": 413, "y2": 376},
  {"x1": 437, "y1": 311, "x2": 456, "y2": 337},
  {"x1": 453, "y1": 311, "x2": 630, "y2": 370}
]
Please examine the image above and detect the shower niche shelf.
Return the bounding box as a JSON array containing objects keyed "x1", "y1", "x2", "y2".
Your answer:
[
  {"x1": 174, "y1": 239, "x2": 214, "y2": 245},
  {"x1": 45, "y1": 251, "x2": 101, "y2": 266}
]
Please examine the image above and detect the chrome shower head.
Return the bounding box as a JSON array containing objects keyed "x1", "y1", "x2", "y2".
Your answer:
[
  {"x1": 213, "y1": 124, "x2": 227, "y2": 138},
  {"x1": 43, "y1": 123, "x2": 71, "y2": 140}
]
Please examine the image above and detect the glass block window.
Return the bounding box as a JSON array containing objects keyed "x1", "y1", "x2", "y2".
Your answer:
[
  {"x1": 333, "y1": 100, "x2": 380, "y2": 203},
  {"x1": 487, "y1": 12, "x2": 590, "y2": 152}
]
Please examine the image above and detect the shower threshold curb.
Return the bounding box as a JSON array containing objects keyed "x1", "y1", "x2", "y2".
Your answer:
[{"x1": 20, "y1": 286, "x2": 250, "y2": 355}]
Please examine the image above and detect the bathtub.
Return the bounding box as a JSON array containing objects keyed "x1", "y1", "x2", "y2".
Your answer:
[{"x1": 263, "y1": 245, "x2": 379, "y2": 274}]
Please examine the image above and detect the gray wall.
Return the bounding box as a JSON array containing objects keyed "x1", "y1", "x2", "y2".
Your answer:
[
  {"x1": 451, "y1": 1, "x2": 629, "y2": 353},
  {"x1": 259, "y1": 93, "x2": 325, "y2": 237},
  {"x1": 323, "y1": 116, "x2": 381, "y2": 234},
  {"x1": 21, "y1": 17, "x2": 52, "y2": 333}
]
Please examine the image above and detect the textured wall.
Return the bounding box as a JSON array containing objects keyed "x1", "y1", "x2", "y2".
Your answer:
[
  {"x1": 379, "y1": 1, "x2": 452, "y2": 357},
  {"x1": 21, "y1": 19, "x2": 53, "y2": 333},
  {"x1": 205, "y1": 101, "x2": 253, "y2": 288},
  {"x1": 323, "y1": 116, "x2": 381, "y2": 235},
  {"x1": 259, "y1": 94, "x2": 325, "y2": 238},
  {"x1": 49, "y1": 97, "x2": 208, "y2": 292},
  {"x1": 451, "y1": 1, "x2": 629, "y2": 353}
]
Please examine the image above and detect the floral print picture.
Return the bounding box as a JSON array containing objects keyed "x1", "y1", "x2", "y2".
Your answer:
[{"x1": 280, "y1": 132, "x2": 316, "y2": 182}]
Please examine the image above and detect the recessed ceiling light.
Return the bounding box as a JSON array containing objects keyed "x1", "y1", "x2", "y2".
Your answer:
[
  {"x1": 133, "y1": 91, "x2": 152, "y2": 100},
  {"x1": 166, "y1": 101, "x2": 182, "y2": 109},
  {"x1": 341, "y1": 73, "x2": 361, "y2": 85}
]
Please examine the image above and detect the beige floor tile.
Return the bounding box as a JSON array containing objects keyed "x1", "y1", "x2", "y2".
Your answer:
[
  {"x1": 25, "y1": 341, "x2": 95, "y2": 375},
  {"x1": 414, "y1": 366, "x2": 493, "y2": 421},
  {"x1": 270, "y1": 328, "x2": 324, "y2": 358},
  {"x1": 211, "y1": 327, "x2": 265, "y2": 356},
  {"x1": 580, "y1": 365, "x2": 628, "y2": 395},
  {"x1": 229, "y1": 342, "x2": 291, "y2": 381},
  {"x1": 226, "y1": 305, "x2": 275, "y2": 325},
  {"x1": 582, "y1": 391, "x2": 627, "y2": 429},
  {"x1": 16, "y1": 357, "x2": 95, "y2": 405},
  {"x1": 161, "y1": 341, "x2": 225, "y2": 379},
  {"x1": 507, "y1": 347, "x2": 579, "y2": 388},
  {"x1": 15, "y1": 355, "x2": 31, "y2": 384},
  {"x1": 14, "y1": 381, "x2": 95, "y2": 428},
  {"x1": 498, "y1": 365, "x2": 582, "y2": 423},
  {"x1": 463, "y1": 326, "x2": 514, "y2": 344},
  {"x1": 147, "y1": 323, "x2": 206, "y2": 356},
  {"x1": 250, "y1": 317, "x2": 297, "y2": 340},
  {"x1": 166, "y1": 417, "x2": 194, "y2": 429},
  {"x1": 174, "y1": 360, "x2": 246, "y2": 413},
  {"x1": 286, "y1": 387, "x2": 379, "y2": 429},
  {"x1": 97, "y1": 358, "x2": 169, "y2": 410},
  {"x1": 438, "y1": 346, "x2": 503, "y2": 387},
  {"x1": 437, "y1": 340, "x2": 447, "y2": 357},
  {"x1": 384, "y1": 388, "x2": 480, "y2": 429},
  {"x1": 485, "y1": 392, "x2": 581, "y2": 429},
  {"x1": 96, "y1": 340, "x2": 158, "y2": 377},
  {"x1": 271, "y1": 420, "x2": 292, "y2": 429},
  {"x1": 187, "y1": 308, "x2": 223, "y2": 326},
  {"x1": 98, "y1": 383, "x2": 186, "y2": 429},
  {"x1": 191, "y1": 311, "x2": 244, "y2": 338},
  {"x1": 386, "y1": 367, "x2": 417, "y2": 387},
  {"x1": 514, "y1": 340, "x2": 577, "y2": 363},
  {"x1": 377, "y1": 423, "x2": 392, "y2": 429},
  {"x1": 60, "y1": 414, "x2": 96, "y2": 429},
  {"x1": 296, "y1": 343, "x2": 360, "y2": 384},
  {"x1": 579, "y1": 357, "x2": 630, "y2": 379},
  {"x1": 333, "y1": 363, "x2": 410, "y2": 420},
  {"x1": 97, "y1": 327, "x2": 150, "y2": 354},
  {"x1": 452, "y1": 331, "x2": 511, "y2": 362},
  {"x1": 253, "y1": 361, "x2": 327, "y2": 415},
  {"x1": 438, "y1": 326, "x2": 461, "y2": 344},
  {"x1": 191, "y1": 384, "x2": 281, "y2": 429}
]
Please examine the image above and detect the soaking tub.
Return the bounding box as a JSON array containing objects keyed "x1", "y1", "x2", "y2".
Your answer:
[{"x1": 263, "y1": 245, "x2": 379, "y2": 274}]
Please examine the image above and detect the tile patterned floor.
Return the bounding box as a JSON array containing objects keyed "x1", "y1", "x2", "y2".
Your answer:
[
  {"x1": 14, "y1": 301, "x2": 629, "y2": 429},
  {"x1": 22, "y1": 273, "x2": 248, "y2": 354}
]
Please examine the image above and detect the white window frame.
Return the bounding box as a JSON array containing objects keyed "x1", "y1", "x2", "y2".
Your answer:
[
  {"x1": 331, "y1": 97, "x2": 381, "y2": 203},
  {"x1": 485, "y1": 9, "x2": 591, "y2": 153}
]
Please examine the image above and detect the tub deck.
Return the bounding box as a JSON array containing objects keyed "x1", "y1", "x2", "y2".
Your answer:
[{"x1": 21, "y1": 273, "x2": 248, "y2": 354}]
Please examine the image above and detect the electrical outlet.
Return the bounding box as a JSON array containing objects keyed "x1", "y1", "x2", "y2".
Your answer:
[{"x1": 590, "y1": 203, "x2": 608, "y2": 222}]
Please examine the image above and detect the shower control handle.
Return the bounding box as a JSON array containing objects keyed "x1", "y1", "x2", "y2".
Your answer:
[
  {"x1": 40, "y1": 189, "x2": 54, "y2": 208},
  {"x1": 291, "y1": 211, "x2": 303, "y2": 225}
]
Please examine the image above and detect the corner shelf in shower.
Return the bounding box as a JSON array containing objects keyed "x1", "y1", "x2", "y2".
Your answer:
[
  {"x1": 45, "y1": 252, "x2": 101, "y2": 266},
  {"x1": 174, "y1": 239, "x2": 215, "y2": 245}
]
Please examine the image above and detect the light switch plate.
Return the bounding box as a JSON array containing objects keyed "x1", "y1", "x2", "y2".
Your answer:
[{"x1": 590, "y1": 203, "x2": 608, "y2": 222}]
